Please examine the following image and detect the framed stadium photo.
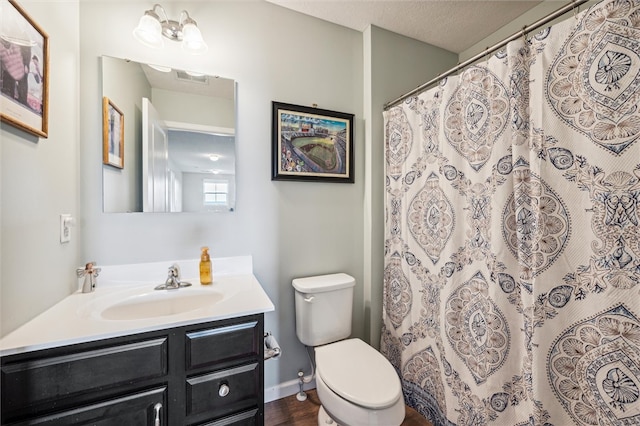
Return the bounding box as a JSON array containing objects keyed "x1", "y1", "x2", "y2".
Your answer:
[{"x1": 272, "y1": 101, "x2": 354, "y2": 183}]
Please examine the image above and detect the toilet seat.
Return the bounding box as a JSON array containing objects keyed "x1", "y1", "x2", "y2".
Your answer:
[
  {"x1": 315, "y1": 338, "x2": 402, "y2": 409},
  {"x1": 316, "y1": 370, "x2": 405, "y2": 426}
]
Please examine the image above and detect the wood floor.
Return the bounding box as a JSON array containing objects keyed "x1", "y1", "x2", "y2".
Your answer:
[{"x1": 264, "y1": 389, "x2": 432, "y2": 426}]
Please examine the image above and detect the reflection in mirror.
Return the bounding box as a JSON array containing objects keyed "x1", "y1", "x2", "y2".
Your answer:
[{"x1": 101, "y1": 56, "x2": 236, "y2": 213}]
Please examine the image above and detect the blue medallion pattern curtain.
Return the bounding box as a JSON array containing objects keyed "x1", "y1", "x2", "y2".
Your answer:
[{"x1": 381, "y1": 1, "x2": 640, "y2": 424}]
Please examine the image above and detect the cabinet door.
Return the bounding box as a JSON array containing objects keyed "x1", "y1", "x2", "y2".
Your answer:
[{"x1": 7, "y1": 387, "x2": 166, "y2": 426}]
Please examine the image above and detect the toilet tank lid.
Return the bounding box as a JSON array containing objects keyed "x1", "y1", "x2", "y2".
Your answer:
[{"x1": 292, "y1": 273, "x2": 355, "y2": 293}]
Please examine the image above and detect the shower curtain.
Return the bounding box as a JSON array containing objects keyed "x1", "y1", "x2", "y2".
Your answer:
[{"x1": 381, "y1": 0, "x2": 640, "y2": 424}]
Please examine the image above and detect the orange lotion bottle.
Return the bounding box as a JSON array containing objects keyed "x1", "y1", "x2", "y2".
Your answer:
[{"x1": 199, "y1": 247, "x2": 212, "y2": 285}]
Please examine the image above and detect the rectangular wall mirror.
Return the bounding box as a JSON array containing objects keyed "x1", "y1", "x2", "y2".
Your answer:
[{"x1": 101, "y1": 56, "x2": 236, "y2": 213}]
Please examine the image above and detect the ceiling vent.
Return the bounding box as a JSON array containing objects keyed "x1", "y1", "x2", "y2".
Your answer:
[{"x1": 175, "y1": 70, "x2": 208, "y2": 84}]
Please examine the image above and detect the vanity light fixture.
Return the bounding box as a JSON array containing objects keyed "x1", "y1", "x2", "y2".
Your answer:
[{"x1": 133, "y1": 4, "x2": 208, "y2": 55}]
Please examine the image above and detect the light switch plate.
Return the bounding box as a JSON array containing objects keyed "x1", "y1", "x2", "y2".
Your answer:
[{"x1": 60, "y1": 214, "x2": 72, "y2": 243}]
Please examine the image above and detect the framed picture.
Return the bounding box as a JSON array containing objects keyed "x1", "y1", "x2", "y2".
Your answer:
[
  {"x1": 272, "y1": 101, "x2": 354, "y2": 183},
  {"x1": 102, "y1": 97, "x2": 124, "y2": 169},
  {"x1": 0, "y1": 0, "x2": 49, "y2": 138}
]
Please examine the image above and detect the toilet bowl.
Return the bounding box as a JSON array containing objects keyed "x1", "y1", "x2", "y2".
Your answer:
[
  {"x1": 292, "y1": 273, "x2": 405, "y2": 426},
  {"x1": 314, "y1": 338, "x2": 405, "y2": 426}
]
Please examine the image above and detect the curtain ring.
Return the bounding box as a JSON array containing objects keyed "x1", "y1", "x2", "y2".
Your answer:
[
  {"x1": 573, "y1": 0, "x2": 579, "y2": 20},
  {"x1": 521, "y1": 26, "x2": 528, "y2": 44}
]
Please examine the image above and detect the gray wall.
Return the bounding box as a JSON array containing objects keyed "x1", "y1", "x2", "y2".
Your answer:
[
  {"x1": 460, "y1": 0, "x2": 600, "y2": 61},
  {"x1": 152, "y1": 88, "x2": 234, "y2": 129},
  {"x1": 1, "y1": 0, "x2": 80, "y2": 336}
]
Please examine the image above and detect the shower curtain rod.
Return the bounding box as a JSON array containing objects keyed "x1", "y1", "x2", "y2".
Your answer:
[{"x1": 383, "y1": 0, "x2": 591, "y2": 110}]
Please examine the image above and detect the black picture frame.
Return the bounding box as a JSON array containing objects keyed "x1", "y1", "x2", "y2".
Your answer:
[{"x1": 272, "y1": 101, "x2": 354, "y2": 183}]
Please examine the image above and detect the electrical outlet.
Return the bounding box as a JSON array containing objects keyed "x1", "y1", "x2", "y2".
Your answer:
[{"x1": 60, "y1": 214, "x2": 72, "y2": 243}]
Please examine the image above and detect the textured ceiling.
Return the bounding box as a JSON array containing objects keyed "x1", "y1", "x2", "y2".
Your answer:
[{"x1": 264, "y1": 0, "x2": 546, "y2": 53}]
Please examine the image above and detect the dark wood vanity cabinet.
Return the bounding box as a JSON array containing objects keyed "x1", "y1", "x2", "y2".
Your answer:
[{"x1": 0, "y1": 314, "x2": 264, "y2": 426}]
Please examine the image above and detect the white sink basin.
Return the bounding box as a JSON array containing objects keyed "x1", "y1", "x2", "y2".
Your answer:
[
  {"x1": 100, "y1": 290, "x2": 224, "y2": 320},
  {"x1": 79, "y1": 287, "x2": 225, "y2": 321}
]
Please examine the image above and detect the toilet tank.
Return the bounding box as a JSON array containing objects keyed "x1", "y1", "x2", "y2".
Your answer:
[{"x1": 292, "y1": 273, "x2": 355, "y2": 347}]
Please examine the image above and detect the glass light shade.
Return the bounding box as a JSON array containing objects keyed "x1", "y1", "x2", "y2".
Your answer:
[
  {"x1": 133, "y1": 14, "x2": 164, "y2": 49},
  {"x1": 181, "y1": 22, "x2": 208, "y2": 54}
]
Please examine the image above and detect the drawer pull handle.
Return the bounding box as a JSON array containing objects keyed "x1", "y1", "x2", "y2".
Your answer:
[
  {"x1": 153, "y1": 402, "x2": 162, "y2": 426},
  {"x1": 219, "y1": 383, "x2": 230, "y2": 397}
]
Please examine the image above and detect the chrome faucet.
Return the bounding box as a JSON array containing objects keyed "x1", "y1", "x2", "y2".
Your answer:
[
  {"x1": 165, "y1": 264, "x2": 181, "y2": 289},
  {"x1": 76, "y1": 262, "x2": 101, "y2": 293},
  {"x1": 155, "y1": 264, "x2": 192, "y2": 290}
]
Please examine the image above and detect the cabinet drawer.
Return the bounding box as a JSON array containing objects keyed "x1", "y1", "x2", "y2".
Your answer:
[
  {"x1": 186, "y1": 363, "x2": 259, "y2": 420},
  {"x1": 7, "y1": 387, "x2": 167, "y2": 426},
  {"x1": 198, "y1": 408, "x2": 260, "y2": 426},
  {"x1": 186, "y1": 321, "x2": 259, "y2": 370},
  {"x1": 1, "y1": 337, "x2": 167, "y2": 414}
]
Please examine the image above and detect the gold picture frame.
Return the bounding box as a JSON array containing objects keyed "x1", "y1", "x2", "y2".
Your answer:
[
  {"x1": 102, "y1": 97, "x2": 124, "y2": 169},
  {"x1": 0, "y1": 0, "x2": 50, "y2": 138}
]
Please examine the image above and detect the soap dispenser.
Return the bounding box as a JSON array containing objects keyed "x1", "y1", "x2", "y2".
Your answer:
[{"x1": 199, "y1": 246, "x2": 212, "y2": 285}]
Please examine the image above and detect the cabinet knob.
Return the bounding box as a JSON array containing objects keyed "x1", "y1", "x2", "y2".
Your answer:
[{"x1": 218, "y1": 383, "x2": 230, "y2": 397}]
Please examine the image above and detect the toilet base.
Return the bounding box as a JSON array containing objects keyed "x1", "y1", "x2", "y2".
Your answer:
[{"x1": 318, "y1": 405, "x2": 340, "y2": 425}]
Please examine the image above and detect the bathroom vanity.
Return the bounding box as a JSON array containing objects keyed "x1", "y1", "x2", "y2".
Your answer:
[{"x1": 0, "y1": 256, "x2": 274, "y2": 426}]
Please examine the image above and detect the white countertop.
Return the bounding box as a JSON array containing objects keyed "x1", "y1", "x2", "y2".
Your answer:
[{"x1": 0, "y1": 256, "x2": 275, "y2": 356}]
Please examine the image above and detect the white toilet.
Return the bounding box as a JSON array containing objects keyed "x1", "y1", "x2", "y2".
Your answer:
[{"x1": 293, "y1": 273, "x2": 405, "y2": 426}]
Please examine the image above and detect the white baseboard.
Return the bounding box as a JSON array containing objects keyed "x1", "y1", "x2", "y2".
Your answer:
[{"x1": 264, "y1": 377, "x2": 317, "y2": 403}]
